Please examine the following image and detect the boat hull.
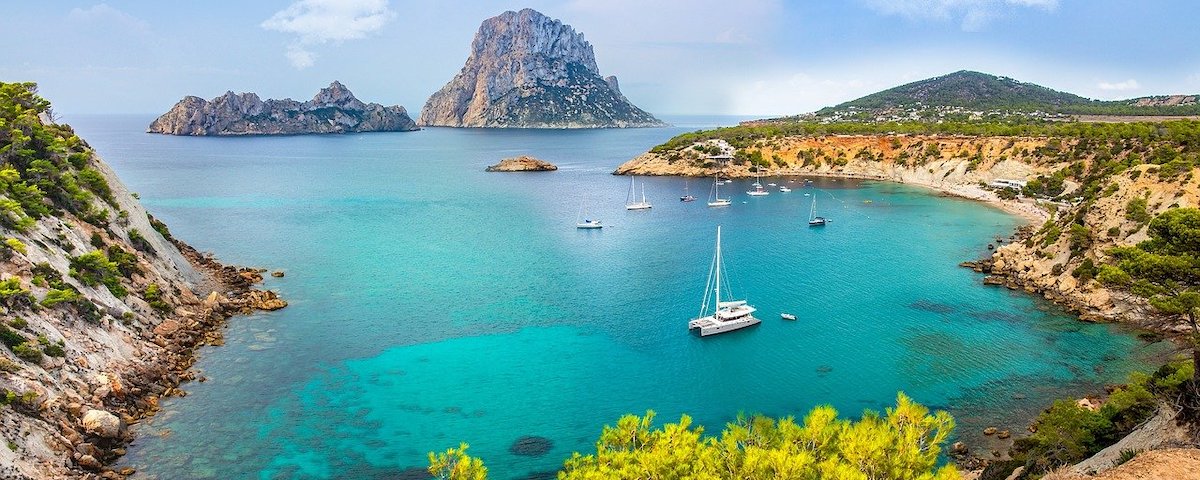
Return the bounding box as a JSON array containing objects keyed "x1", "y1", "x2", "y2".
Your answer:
[
  {"x1": 626, "y1": 203, "x2": 652, "y2": 210},
  {"x1": 576, "y1": 224, "x2": 602, "y2": 229},
  {"x1": 689, "y1": 315, "x2": 760, "y2": 336}
]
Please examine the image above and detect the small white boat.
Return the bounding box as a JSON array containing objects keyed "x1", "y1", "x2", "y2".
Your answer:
[
  {"x1": 779, "y1": 186, "x2": 792, "y2": 193},
  {"x1": 625, "y1": 176, "x2": 652, "y2": 210},
  {"x1": 576, "y1": 199, "x2": 602, "y2": 229},
  {"x1": 689, "y1": 226, "x2": 760, "y2": 336},
  {"x1": 680, "y1": 180, "x2": 696, "y2": 202},
  {"x1": 781, "y1": 313, "x2": 797, "y2": 321},
  {"x1": 767, "y1": 183, "x2": 777, "y2": 187}
]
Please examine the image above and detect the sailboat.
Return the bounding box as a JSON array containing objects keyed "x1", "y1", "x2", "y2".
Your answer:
[
  {"x1": 625, "y1": 176, "x2": 652, "y2": 210},
  {"x1": 707, "y1": 174, "x2": 731, "y2": 207},
  {"x1": 576, "y1": 199, "x2": 602, "y2": 229},
  {"x1": 688, "y1": 225, "x2": 760, "y2": 336},
  {"x1": 747, "y1": 169, "x2": 769, "y2": 196},
  {"x1": 808, "y1": 194, "x2": 827, "y2": 226},
  {"x1": 680, "y1": 180, "x2": 696, "y2": 202}
]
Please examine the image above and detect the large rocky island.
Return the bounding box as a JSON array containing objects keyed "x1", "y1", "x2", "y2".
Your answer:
[
  {"x1": 147, "y1": 81, "x2": 418, "y2": 135},
  {"x1": 418, "y1": 8, "x2": 666, "y2": 129}
]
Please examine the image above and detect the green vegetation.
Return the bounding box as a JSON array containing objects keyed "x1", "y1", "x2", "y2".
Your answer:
[
  {"x1": 1010, "y1": 360, "x2": 1192, "y2": 475},
  {"x1": 3, "y1": 237, "x2": 26, "y2": 255},
  {"x1": 69, "y1": 249, "x2": 128, "y2": 297},
  {"x1": 144, "y1": 283, "x2": 171, "y2": 314},
  {"x1": 816, "y1": 71, "x2": 1200, "y2": 117},
  {"x1": 0, "y1": 82, "x2": 117, "y2": 230},
  {"x1": 10, "y1": 341, "x2": 41, "y2": 363},
  {"x1": 1102, "y1": 208, "x2": 1200, "y2": 396},
  {"x1": 430, "y1": 393, "x2": 959, "y2": 480},
  {"x1": 651, "y1": 119, "x2": 1200, "y2": 157},
  {"x1": 128, "y1": 228, "x2": 154, "y2": 253}
]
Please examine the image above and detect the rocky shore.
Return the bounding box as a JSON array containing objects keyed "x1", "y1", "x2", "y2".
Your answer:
[{"x1": 0, "y1": 104, "x2": 289, "y2": 479}]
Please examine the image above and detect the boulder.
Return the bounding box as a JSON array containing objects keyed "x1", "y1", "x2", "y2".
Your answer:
[{"x1": 81, "y1": 409, "x2": 123, "y2": 439}]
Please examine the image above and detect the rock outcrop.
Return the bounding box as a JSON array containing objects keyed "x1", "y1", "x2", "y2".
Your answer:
[
  {"x1": 485, "y1": 155, "x2": 558, "y2": 172},
  {"x1": 148, "y1": 81, "x2": 418, "y2": 135},
  {"x1": 419, "y1": 8, "x2": 665, "y2": 129}
]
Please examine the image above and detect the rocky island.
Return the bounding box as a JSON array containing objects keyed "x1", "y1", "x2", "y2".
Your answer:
[
  {"x1": 485, "y1": 155, "x2": 557, "y2": 172},
  {"x1": 147, "y1": 81, "x2": 418, "y2": 135},
  {"x1": 418, "y1": 8, "x2": 666, "y2": 129}
]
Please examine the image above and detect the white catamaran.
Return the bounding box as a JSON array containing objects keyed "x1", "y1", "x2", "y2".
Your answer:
[
  {"x1": 689, "y1": 225, "x2": 760, "y2": 336},
  {"x1": 625, "y1": 176, "x2": 652, "y2": 210},
  {"x1": 707, "y1": 173, "x2": 731, "y2": 207}
]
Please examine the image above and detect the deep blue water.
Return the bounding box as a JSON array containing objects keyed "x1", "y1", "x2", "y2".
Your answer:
[{"x1": 65, "y1": 115, "x2": 1170, "y2": 479}]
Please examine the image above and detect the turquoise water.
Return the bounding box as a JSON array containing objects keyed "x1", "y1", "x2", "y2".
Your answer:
[{"x1": 67, "y1": 115, "x2": 1170, "y2": 479}]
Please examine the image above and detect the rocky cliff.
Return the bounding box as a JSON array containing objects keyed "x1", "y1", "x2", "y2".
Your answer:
[
  {"x1": 418, "y1": 8, "x2": 665, "y2": 129},
  {"x1": 148, "y1": 81, "x2": 418, "y2": 135},
  {"x1": 0, "y1": 82, "x2": 284, "y2": 479}
]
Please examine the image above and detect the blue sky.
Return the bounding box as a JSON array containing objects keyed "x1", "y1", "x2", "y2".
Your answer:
[{"x1": 3, "y1": 0, "x2": 1198, "y2": 115}]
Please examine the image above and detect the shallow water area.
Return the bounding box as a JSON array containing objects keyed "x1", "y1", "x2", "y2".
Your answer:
[{"x1": 65, "y1": 114, "x2": 1172, "y2": 479}]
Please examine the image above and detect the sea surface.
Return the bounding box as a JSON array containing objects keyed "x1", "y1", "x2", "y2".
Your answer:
[{"x1": 66, "y1": 114, "x2": 1172, "y2": 479}]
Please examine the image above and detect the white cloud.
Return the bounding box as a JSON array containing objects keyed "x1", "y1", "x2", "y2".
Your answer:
[
  {"x1": 261, "y1": 0, "x2": 394, "y2": 68},
  {"x1": 285, "y1": 45, "x2": 316, "y2": 69},
  {"x1": 862, "y1": 0, "x2": 1058, "y2": 31},
  {"x1": 1097, "y1": 79, "x2": 1140, "y2": 91}
]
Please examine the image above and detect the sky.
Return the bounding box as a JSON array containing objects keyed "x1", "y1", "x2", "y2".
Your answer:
[{"x1": 3, "y1": 0, "x2": 1199, "y2": 116}]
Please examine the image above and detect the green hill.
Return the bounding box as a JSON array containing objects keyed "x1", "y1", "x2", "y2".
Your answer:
[{"x1": 816, "y1": 70, "x2": 1199, "y2": 117}]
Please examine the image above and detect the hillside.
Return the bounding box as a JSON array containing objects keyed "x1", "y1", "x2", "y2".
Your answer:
[
  {"x1": 617, "y1": 119, "x2": 1200, "y2": 332},
  {"x1": 0, "y1": 82, "x2": 284, "y2": 478},
  {"x1": 809, "y1": 71, "x2": 1200, "y2": 120}
]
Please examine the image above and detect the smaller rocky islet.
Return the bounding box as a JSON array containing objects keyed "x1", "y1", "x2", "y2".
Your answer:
[
  {"x1": 147, "y1": 81, "x2": 418, "y2": 136},
  {"x1": 485, "y1": 155, "x2": 558, "y2": 172}
]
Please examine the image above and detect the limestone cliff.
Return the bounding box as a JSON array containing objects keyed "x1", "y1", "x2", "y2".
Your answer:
[
  {"x1": 418, "y1": 8, "x2": 665, "y2": 129},
  {"x1": 1, "y1": 83, "x2": 283, "y2": 479},
  {"x1": 148, "y1": 81, "x2": 418, "y2": 135}
]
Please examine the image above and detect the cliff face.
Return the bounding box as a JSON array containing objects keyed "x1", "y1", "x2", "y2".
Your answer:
[
  {"x1": 1, "y1": 83, "x2": 282, "y2": 479},
  {"x1": 616, "y1": 132, "x2": 1198, "y2": 333},
  {"x1": 147, "y1": 81, "x2": 418, "y2": 135},
  {"x1": 418, "y1": 8, "x2": 665, "y2": 128}
]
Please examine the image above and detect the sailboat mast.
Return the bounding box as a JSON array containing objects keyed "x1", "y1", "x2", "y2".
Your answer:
[
  {"x1": 714, "y1": 225, "x2": 722, "y2": 309},
  {"x1": 641, "y1": 182, "x2": 646, "y2": 203}
]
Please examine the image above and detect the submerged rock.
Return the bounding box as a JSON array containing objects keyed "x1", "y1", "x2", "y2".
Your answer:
[
  {"x1": 509, "y1": 435, "x2": 553, "y2": 457},
  {"x1": 486, "y1": 156, "x2": 558, "y2": 172}
]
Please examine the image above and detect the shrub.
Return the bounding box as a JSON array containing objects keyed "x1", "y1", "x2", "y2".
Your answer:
[
  {"x1": 40, "y1": 288, "x2": 80, "y2": 307},
  {"x1": 11, "y1": 341, "x2": 42, "y2": 363},
  {"x1": 148, "y1": 215, "x2": 173, "y2": 241},
  {"x1": 3, "y1": 238, "x2": 26, "y2": 255},
  {"x1": 144, "y1": 283, "x2": 171, "y2": 314},
  {"x1": 69, "y1": 250, "x2": 126, "y2": 297},
  {"x1": 7, "y1": 317, "x2": 27, "y2": 329},
  {"x1": 0, "y1": 324, "x2": 25, "y2": 348},
  {"x1": 1124, "y1": 197, "x2": 1150, "y2": 224},
  {"x1": 1013, "y1": 400, "x2": 1112, "y2": 472},
  {"x1": 1072, "y1": 258, "x2": 1099, "y2": 282},
  {"x1": 128, "y1": 228, "x2": 154, "y2": 253},
  {"x1": 42, "y1": 342, "x2": 65, "y2": 358},
  {"x1": 0, "y1": 278, "x2": 31, "y2": 308},
  {"x1": 1115, "y1": 449, "x2": 1141, "y2": 467}
]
